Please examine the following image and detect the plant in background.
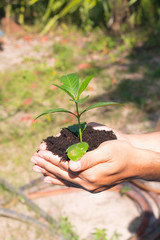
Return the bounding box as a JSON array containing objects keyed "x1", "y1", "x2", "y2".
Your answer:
[
  {"x1": 92, "y1": 228, "x2": 121, "y2": 240},
  {"x1": 60, "y1": 216, "x2": 79, "y2": 240},
  {"x1": 92, "y1": 227, "x2": 107, "y2": 240},
  {"x1": 36, "y1": 73, "x2": 121, "y2": 161}
]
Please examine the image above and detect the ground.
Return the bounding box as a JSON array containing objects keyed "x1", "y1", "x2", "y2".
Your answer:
[{"x1": 0, "y1": 27, "x2": 160, "y2": 240}]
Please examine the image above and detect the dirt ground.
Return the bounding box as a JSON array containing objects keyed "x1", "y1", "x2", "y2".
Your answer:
[{"x1": 0, "y1": 34, "x2": 160, "y2": 240}]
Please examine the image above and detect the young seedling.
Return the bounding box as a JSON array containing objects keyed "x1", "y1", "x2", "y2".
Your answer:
[{"x1": 36, "y1": 73, "x2": 122, "y2": 161}]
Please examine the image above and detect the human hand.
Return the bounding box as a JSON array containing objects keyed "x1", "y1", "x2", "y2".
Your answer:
[{"x1": 30, "y1": 123, "x2": 140, "y2": 193}]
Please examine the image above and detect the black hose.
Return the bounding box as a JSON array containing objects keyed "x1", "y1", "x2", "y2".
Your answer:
[
  {"x1": 0, "y1": 177, "x2": 59, "y2": 230},
  {"x1": 19, "y1": 176, "x2": 44, "y2": 192},
  {"x1": 0, "y1": 207, "x2": 55, "y2": 233}
]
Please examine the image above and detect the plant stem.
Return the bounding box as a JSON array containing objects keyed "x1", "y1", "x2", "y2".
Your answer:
[{"x1": 75, "y1": 102, "x2": 82, "y2": 142}]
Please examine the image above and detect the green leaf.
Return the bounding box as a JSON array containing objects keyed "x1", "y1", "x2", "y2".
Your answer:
[
  {"x1": 78, "y1": 75, "x2": 94, "y2": 97},
  {"x1": 128, "y1": 0, "x2": 138, "y2": 6},
  {"x1": 71, "y1": 95, "x2": 89, "y2": 104},
  {"x1": 40, "y1": 15, "x2": 59, "y2": 36},
  {"x1": 52, "y1": 84, "x2": 74, "y2": 99},
  {"x1": 68, "y1": 122, "x2": 87, "y2": 136},
  {"x1": 43, "y1": 0, "x2": 55, "y2": 22},
  {"x1": 35, "y1": 108, "x2": 76, "y2": 119},
  {"x1": 66, "y1": 142, "x2": 89, "y2": 161},
  {"x1": 29, "y1": 0, "x2": 39, "y2": 5},
  {"x1": 58, "y1": 0, "x2": 82, "y2": 17},
  {"x1": 80, "y1": 102, "x2": 123, "y2": 115},
  {"x1": 60, "y1": 73, "x2": 79, "y2": 99}
]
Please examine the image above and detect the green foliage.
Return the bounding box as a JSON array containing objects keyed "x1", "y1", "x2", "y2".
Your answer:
[
  {"x1": 36, "y1": 73, "x2": 121, "y2": 160},
  {"x1": 35, "y1": 108, "x2": 76, "y2": 119},
  {"x1": 52, "y1": 43, "x2": 74, "y2": 71},
  {"x1": 1, "y1": 0, "x2": 160, "y2": 36},
  {"x1": 60, "y1": 217, "x2": 79, "y2": 240},
  {"x1": 68, "y1": 122, "x2": 87, "y2": 136},
  {"x1": 91, "y1": 228, "x2": 121, "y2": 240},
  {"x1": 66, "y1": 142, "x2": 89, "y2": 161},
  {"x1": 110, "y1": 231, "x2": 121, "y2": 240},
  {"x1": 92, "y1": 228, "x2": 107, "y2": 240},
  {"x1": 0, "y1": 67, "x2": 58, "y2": 114}
]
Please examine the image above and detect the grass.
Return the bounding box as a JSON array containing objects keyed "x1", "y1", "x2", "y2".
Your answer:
[
  {"x1": 59, "y1": 217, "x2": 121, "y2": 240},
  {"x1": 0, "y1": 26, "x2": 160, "y2": 239},
  {"x1": 1, "y1": 28, "x2": 159, "y2": 180}
]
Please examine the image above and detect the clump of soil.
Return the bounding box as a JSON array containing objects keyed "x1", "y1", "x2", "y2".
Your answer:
[{"x1": 43, "y1": 126, "x2": 117, "y2": 161}]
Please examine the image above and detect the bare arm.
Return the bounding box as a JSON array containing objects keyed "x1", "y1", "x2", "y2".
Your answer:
[{"x1": 125, "y1": 132, "x2": 160, "y2": 152}]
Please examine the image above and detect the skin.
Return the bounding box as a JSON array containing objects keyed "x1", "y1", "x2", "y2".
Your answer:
[{"x1": 30, "y1": 123, "x2": 160, "y2": 193}]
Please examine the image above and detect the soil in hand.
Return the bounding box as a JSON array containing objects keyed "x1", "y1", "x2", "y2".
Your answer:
[{"x1": 43, "y1": 126, "x2": 117, "y2": 161}]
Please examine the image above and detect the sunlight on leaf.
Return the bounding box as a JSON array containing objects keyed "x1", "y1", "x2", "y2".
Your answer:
[
  {"x1": 80, "y1": 102, "x2": 123, "y2": 115},
  {"x1": 60, "y1": 73, "x2": 79, "y2": 99},
  {"x1": 35, "y1": 108, "x2": 76, "y2": 119},
  {"x1": 78, "y1": 75, "x2": 94, "y2": 97},
  {"x1": 66, "y1": 142, "x2": 89, "y2": 161}
]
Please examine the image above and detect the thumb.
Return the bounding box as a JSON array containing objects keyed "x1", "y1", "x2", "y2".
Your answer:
[{"x1": 69, "y1": 143, "x2": 109, "y2": 172}]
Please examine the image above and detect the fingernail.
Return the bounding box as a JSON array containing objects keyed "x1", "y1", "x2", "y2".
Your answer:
[
  {"x1": 30, "y1": 157, "x2": 37, "y2": 164},
  {"x1": 33, "y1": 165, "x2": 42, "y2": 173},
  {"x1": 44, "y1": 177, "x2": 52, "y2": 184},
  {"x1": 69, "y1": 161, "x2": 81, "y2": 171}
]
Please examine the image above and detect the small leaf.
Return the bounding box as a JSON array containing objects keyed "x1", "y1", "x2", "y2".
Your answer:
[
  {"x1": 128, "y1": 0, "x2": 138, "y2": 6},
  {"x1": 80, "y1": 102, "x2": 123, "y2": 115},
  {"x1": 66, "y1": 142, "x2": 89, "y2": 161},
  {"x1": 60, "y1": 73, "x2": 79, "y2": 99},
  {"x1": 68, "y1": 122, "x2": 87, "y2": 136},
  {"x1": 52, "y1": 83, "x2": 74, "y2": 99},
  {"x1": 71, "y1": 95, "x2": 89, "y2": 104},
  {"x1": 35, "y1": 108, "x2": 76, "y2": 119},
  {"x1": 120, "y1": 186, "x2": 131, "y2": 195},
  {"x1": 78, "y1": 75, "x2": 94, "y2": 97}
]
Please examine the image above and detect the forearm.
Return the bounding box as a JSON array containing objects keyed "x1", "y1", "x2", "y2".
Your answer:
[
  {"x1": 134, "y1": 147, "x2": 160, "y2": 181},
  {"x1": 125, "y1": 132, "x2": 160, "y2": 152}
]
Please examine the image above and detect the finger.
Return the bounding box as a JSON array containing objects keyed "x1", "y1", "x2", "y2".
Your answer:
[
  {"x1": 69, "y1": 142, "x2": 111, "y2": 172},
  {"x1": 43, "y1": 173, "x2": 83, "y2": 188},
  {"x1": 32, "y1": 165, "x2": 65, "y2": 182},
  {"x1": 32, "y1": 165, "x2": 46, "y2": 174},
  {"x1": 39, "y1": 142, "x2": 47, "y2": 151},
  {"x1": 33, "y1": 166, "x2": 81, "y2": 188},
  {"x1": 44, "y1": 176, "x2": 65, "y2": 185},
  {"x1": 31, "y1": 155, "x2": 81, "y2": 183},
  {"x1": 88, "y1": 122, "x2": 105, "y2": 127},
  {"x1": 88, "y1": 122, "x2": 113, "y2": 131},
  {"x1": 93, "y1": 125, "x2": 112, "y2": 131},
  {"x1": 33, "y1": 151, "x2": 39, "y2": 156},
  {"x1": 38, "y1": 150, "x2": 69, "y2": 171}
]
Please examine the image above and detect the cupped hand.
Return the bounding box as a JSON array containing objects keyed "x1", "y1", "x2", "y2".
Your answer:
[{"x1": 30, "y1": 124, "x2": 140, "y2": 193}]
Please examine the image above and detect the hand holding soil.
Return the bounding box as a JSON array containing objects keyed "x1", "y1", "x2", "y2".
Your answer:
[{"x1": 31, "y1": 123, "x2": 160, "y2": 193}]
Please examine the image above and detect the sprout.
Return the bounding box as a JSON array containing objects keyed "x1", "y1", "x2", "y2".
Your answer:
[{"x1": 36, "y1": 73, "x2": 122, "y2": 161}]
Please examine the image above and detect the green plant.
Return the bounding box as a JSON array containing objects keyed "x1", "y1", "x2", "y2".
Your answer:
[
  {"x1": 36, "y1": 73, "x2": 121, "y2": 161},
  {"x1": 60, "y1": 216, "x2": 79, "y2": 240},
  {"x1": 92, "y1": 228, "x2": 107, "y2": 240},
  {"x1": 92, "y1": 228, "x2": 121, "y2": 240}
]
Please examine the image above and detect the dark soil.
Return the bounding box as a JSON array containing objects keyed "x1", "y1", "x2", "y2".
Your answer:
[{"x1": 43, "y1": 125, "x2": 117, "y2": 161}]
